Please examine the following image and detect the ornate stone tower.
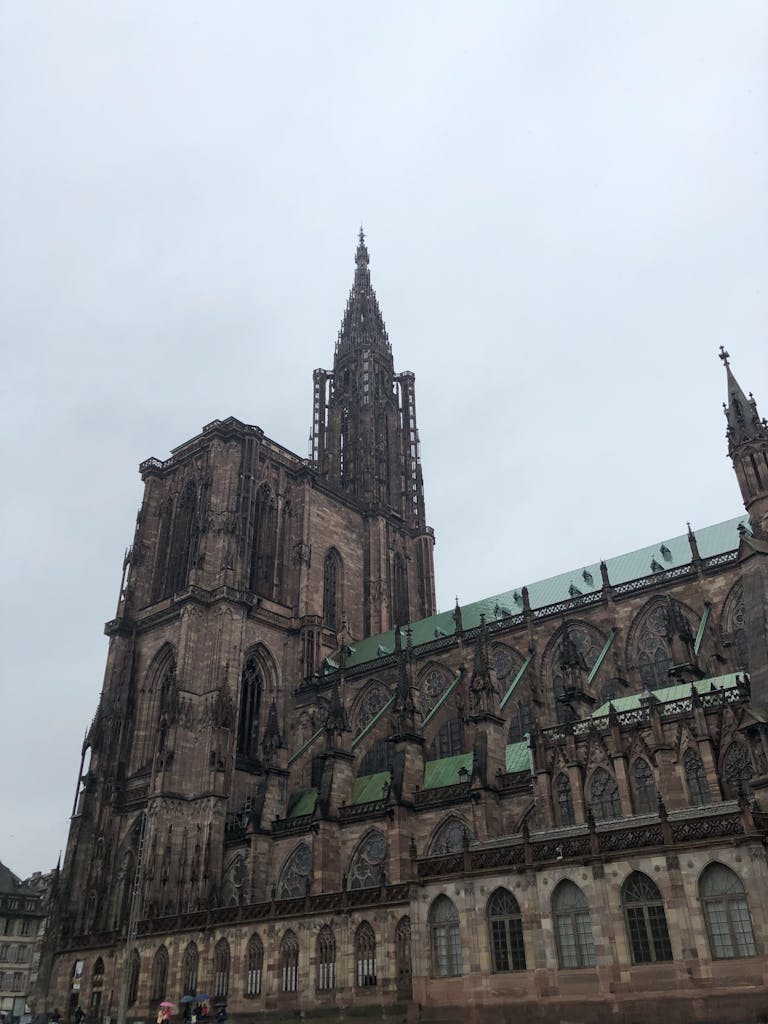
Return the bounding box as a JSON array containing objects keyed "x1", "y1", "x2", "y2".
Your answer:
[
  {"x1": 722, "y1": 347, "x2": 768, "y2": 710},
  {"x1": 311, "y1": 230, "x2": 435, "y2": 632}
]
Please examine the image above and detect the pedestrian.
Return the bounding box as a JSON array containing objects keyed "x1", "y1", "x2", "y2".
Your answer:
[
  {"x1": 182, "y1": 1006, "x2": 191, "y2": 1024},
  {"x1": 215, "y1": 1006, "x2": 227, "y2": 1024},
  {"x1": 74, "y1": 1009, "x2": 84, "y2": 1024}
]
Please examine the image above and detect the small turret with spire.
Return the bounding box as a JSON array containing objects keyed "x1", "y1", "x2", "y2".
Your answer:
[{"x1": 720, "y1": 347, "x2": 768, "y2": 536}]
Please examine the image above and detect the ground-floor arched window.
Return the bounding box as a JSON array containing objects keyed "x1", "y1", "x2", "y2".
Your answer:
[
  {"x1": 488, "y1": 888, "x2": 526, "y2": 971},
  {"x1": 316, "y1": 926, "x2": 336, "y2": 991},
  {"x1": 622, "y1": 872, "x2": 672, "y2": 963},
  {"x1": 429, "y1": 896, "x2": 461, "y2": 977},
  {"x1": 553, "y1": 881, "x2": 596, "y2": 969},
  {"x1": 280, "y1": 931, "x2": 299, "y2": 993},
  {"x1": 700, "y1": 863, "x2": 756, "y2": 959},
  {"x1": 245, "y1": 934, "x2": 263, "y2": 997},
  {"x1": 355, "y1": 921, "x2": 377, "y2": 987}
]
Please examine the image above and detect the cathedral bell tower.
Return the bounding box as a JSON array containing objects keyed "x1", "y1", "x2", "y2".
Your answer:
[{"x1": 310, "y1": 231, "x2": 435, "y2": 633}]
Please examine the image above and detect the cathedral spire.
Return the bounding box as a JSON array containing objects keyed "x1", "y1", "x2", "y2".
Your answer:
[
  {"x1": 720, "y1": 347, "x2": 768, "y2": 535},
  {"x1": 336, "y1": 228, "x2": 391, "y2": 358}
]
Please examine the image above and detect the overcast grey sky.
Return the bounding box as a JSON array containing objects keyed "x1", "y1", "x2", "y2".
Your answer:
[{"x1": 1, "y1": 2, "x2": 766, "y2": 878}]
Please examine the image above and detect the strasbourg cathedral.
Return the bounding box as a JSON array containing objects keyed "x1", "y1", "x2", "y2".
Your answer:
[{"x1": 46, "y1": 234, "x2": 768, "y2": 1023}]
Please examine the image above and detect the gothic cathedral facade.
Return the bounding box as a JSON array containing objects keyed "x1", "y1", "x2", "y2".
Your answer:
[{"x1": 47, "y1": 236, "x2": 768, "y2": 1024}]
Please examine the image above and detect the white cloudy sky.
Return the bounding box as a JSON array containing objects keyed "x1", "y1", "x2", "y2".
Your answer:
[{"x1": 1, "y1": 2, "x2": 766, "y2": 878}]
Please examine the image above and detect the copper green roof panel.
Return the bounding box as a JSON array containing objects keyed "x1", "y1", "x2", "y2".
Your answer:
[
  {"x1": 352, "y1": 772, "x2": 391, "y2": 804},
  {"x1": 339, "y1": 516, "x2": 747, "y2": 672},
  {"x1": 423, "y1": 753, "x2": 473, "y2": 790},
  {"x1": 505, "y1": 741, "x2": 530, "y2": 773},
  {"x1": 286, "y1": 788, "x2": 317, "y2": 818},
  {"x1": 591, "y1": 672, "x2": 741, "y2": 718}
]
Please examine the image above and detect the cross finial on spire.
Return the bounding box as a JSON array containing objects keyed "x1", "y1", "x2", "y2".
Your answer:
[
  {"x1": 355, "y1": 225, "x2": 369, "y2": 269},
  {"x1": 719, "y1": 346, "x2": 730, "y2": 367}
]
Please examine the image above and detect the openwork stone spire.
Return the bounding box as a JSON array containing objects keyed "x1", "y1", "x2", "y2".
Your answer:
[
  {"x1": 721, "y1": 347, "x2": 768, "y2": 456},
  {"x1": 335, "y1": 227, "x2": 392, "y2": 358}
]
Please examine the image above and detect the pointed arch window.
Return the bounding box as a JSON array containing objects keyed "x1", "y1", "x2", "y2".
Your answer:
[
  {"x1": 429, "y1": 717, "x2": 463, "y2": 760},
  {"x1": 316, "y1": 926, "x2": 336, "y2": 991},
  {"x1": 635, "y1": 604, "x2": 675, "y2": 689},
  {"x1": 723, "y1": 743, "x2": 753, "y2": 800},
  {"x1": 249, "y1": 484, "x2": 277, "y2": 597},
  {"x1": 555, "y1": 773, "x2": 576, "y2": 826},
  {"x1": 150, "y1": 945, "x2": 168, "y2": 1002},
  {"x1": 633, "y1": 759, "x2": 657, "y2": 814},
  {"x1": 552, "y1": 881, "x2": 596, "y2": 969},
  {"x1": 508, "y1": 701, "x2": 533, "y2": 743},
  {"x1": 358, "y1": 738, "x2": 395, "y2": 776},
  {"x1": 90, "y1": 958, "x2": 104, "y2": 1013},
  {"x1": 279, "y1": 931, "x2": 299, "y2": 993},
  {"x1": 181, "y1": 942, "x2": 198, "y2": 997},
  {"x1": 348, "y1": 831, "x2": 387, "y2": 890},
  {"x1": 213, "y1": 938, "x2": 230, "y2": 999},
  {"x1": 323, "y1": 550, "x2": 342, "y2": 631},
  {"x1": 700, "y1": 864, "x2": 756, "y2": 959},
  {"x1": 395, "y1": 916, "x2": 412, "y2": 997},
  {"x1": 428, "y1": 817, "x2": 472, "y2": 855},
  {"x1": 168, "y1": 480, "x2": 198, "y2": 595},
  {"x1": 588, "y1": 768, "x2": 621, "y2": 821},
  {"x1": 245, "y1": 934, "x2": 263, "y2": 997},
  {"x1": 622, "y1": 872, "x2": 672, "y2": 964},
  {"x1": 429, "y1": 896, "x2": 461, "y2": 977},
  {"x1": 237, "y1": 654, "x2": 262, "y2": 760},
  {"x1": 488, "y1": 888, "x2": 526, "y2": 972},
  {"x1": 127, "y1": 949, "x2": 141, "y2": 1007},
  {"x1": 152, "y1": 497, "x2": 174, "y2": 602},
  {"x1": 355, "y1": 922, "x2": 377, "y2": 987},
  {"x1": 684, "y1": 749, "x2": 711, "y2": 806},
  {"x1": 277, "y1": 843, "x2": 313, "y2": 900}
]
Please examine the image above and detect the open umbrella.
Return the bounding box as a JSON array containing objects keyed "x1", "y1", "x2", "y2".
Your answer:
[
  {"x1": 179, "y1": 998, "x2": 195, "y2": 1005},
  {"x1": 194, "y1": 996, "x2": 211, "y2": 1002},
  {"x1": 159, "y1": 1003, "x2": 176, "y2": 1009}
]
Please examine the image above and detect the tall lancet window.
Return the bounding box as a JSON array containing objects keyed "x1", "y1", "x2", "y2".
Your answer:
[
  {"x1": 249, "y1": 484, "x2": 277, "y2": 597},
  {"x1": 168, "y1": 480, "x2": 198, "y2": 596},
  {"x1": 323, "y1": 549, "x2": 342, "y2": 631},
  {"x1": 393, "y1": 552, "x2": 409, "y2": 625},
  {"x1": 237, "y1": 655, "x2": 262, "y2": 760}
]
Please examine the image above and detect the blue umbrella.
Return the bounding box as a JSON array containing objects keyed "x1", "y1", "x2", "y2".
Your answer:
[
  {"x1": 179, "y1": 998, "x2": 195, "y2": 1005},
  {"x1": 195, "y1": 996, "x2": 211, "y2": 1002}
]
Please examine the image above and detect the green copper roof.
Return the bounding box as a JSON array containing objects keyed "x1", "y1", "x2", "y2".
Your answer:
[
  {"x1": 505, "y1": 741, "x2": 530, "y2": 773},
  {"x1": 424, "y1": 753, "x2": 473, "y2": 789},
  {"x1": 591, "y1": 672, "x2": 742, "y2": 718},
  {"x1": 352, "y1": 772, "x2": 391, "y2": 804},
  {"x1": 337, "y1": 515, "x2": 748, "y2": 671},
  {"x1": 286, "y1": 788, "x2": 317, "y2": 818}
]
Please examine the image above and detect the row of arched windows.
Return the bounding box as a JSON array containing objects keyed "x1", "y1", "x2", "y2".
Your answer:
[
  {"x1": 430, "y1": 863, "x2": 754, "y2": 976},
  {"x1": 550, "y1": 744, "x2": 751, "y2": 827},
  {"x1": 123, "y1": 919, "x2": 407, "y2": 1004},
  {"x1": 84, "y1": 862, "x2": 757, "y2": 1011}
]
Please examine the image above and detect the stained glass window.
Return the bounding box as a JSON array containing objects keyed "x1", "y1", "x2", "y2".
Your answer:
[
  {"x1": 127, "y1": 949, "x2": 141, "y2": 1007},
  {"x1": 277, "y1": 843, "x2": 313, "y2": 899},
  {"x1": 588, "y1": 768, "x2": 621, "y2": 820},
  {"x1": 633, "y1": 759, "x2": 657, "y2": 814},
  {"x1": 556, "y1": 773, "x2": 575, "y2": 826},
  {"x1": 429, "y1": 818, "x2": 471, "y2": 855},
  {"x1": 348, "y1": 831, "x2": 387, "y2": 890},
  {"x1": 323, "y1": 550, "x2": 341, "y2": 631},
  {"x1": 683, "y1": 749, "x2": 710, "y2": 806},
  {"x1": 181, "y1": 942, "x2": 198, "y2": 996},
  {"x1": 723, "y1": 744, "x2": 753, "y2": 800}
]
